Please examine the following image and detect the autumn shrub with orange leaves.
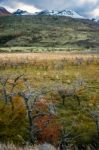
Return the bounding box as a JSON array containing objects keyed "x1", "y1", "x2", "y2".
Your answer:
[
  {"x1": 35, "y1": 115, "x2": 60, "y2": 145},
  {"x1": 0, "y1": 96, "x2": 28, "y2": 144},
  {"x1": 0, "y1": 94, "x2": 61, "y2": 145},
  {"x1": 33, "y1": 101, "x2": 61, "y2": 145}
]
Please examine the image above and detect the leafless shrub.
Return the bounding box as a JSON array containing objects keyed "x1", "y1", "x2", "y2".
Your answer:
[
  {"x1": 86, "y1": 57, "x2": 94, "y2": 65},
  {"x1": 53, "y1": 60, "x2": 65, "y2": 70},
  {"x1": 56, "y1": 78, "x2": 86, "y2": 106},
  {"x1": 0, "y1": 75, "x2": 24, "y2": 104},
  {"x1": 57, "y1": 86, "x2": 75, "y2": 105},
  {"x1": 74, "y1": 57, "x2": 84, "y2": 65},
  {"x1": 95, "y1": 58, "x2": 99, "y2": 65}
]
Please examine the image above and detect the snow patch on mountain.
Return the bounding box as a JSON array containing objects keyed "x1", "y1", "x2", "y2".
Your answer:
[
  {"x1": 36, "y1": 9, "x2": 85, "y2": 19},
  {"x1": 57, "y1": 10, "x2": 84, "y2": 18}
]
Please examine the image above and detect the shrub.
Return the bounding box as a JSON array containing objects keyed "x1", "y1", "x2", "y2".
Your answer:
[{"x1": 0, "y1": 97, "x2": 28, "y2": 144}]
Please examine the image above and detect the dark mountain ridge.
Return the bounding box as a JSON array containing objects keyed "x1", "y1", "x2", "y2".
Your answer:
[{"x1": 0, "y1": 7, "x2": 11, "y2": 16}]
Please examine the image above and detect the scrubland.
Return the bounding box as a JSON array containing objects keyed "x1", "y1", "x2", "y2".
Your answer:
[{"x1": 0, "y1": 52, "x2": 99, "y2": 150}]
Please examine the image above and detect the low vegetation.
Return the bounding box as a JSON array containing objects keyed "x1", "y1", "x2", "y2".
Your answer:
[
  {"x1": 0, "y1": 52, "x2": 99, "y2": 149},
  {"x1": 0, "y1": 16, "x2": 99, "y2": 50}
]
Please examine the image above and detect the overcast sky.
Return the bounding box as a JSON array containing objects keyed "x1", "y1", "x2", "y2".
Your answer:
[{"x1": 0, "y1": 0, "x2": 99, "y2": 19}]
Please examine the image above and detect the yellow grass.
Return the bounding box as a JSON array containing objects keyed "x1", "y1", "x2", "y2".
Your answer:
[{"x1": 0, "y1": 52, "x2": 98, "y2": 63}]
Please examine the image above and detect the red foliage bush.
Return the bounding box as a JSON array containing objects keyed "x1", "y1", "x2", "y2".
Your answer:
[{"x1": 33, "y1": 101, "x2": 60, "y2": 145}]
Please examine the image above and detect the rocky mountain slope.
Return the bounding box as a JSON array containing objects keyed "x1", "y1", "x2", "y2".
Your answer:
[{"x1": 0, "y1": 7, "x2": 11, "y2": 16}]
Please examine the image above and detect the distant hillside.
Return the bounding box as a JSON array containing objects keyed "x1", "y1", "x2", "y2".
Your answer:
[
  {"x1": 0, "y1": 15, "x2": 99, "y2": 50},
  {"x1": 0, "y1": 7, "x2": 11, "y2": 16}
]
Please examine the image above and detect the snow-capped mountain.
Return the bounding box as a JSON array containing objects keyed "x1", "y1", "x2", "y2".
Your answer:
[
  {"x1": 13, "y1": 9, "x2": 34, "y2": 15},
  {"x1": 13, "y1": 8, "x2": 84, "y2": 19},
  {"x1": 57, "y1": 10, "x2": 84, "y2": 19},
  {"x1": 0, "y1": 7, "x2": 11, "y2": 16},
  {"x1": 36, "y1": 10, "x2": 58, "y2": 16},
  {"x1": 36, "y1": 9, "x2": 84, "y2": 19},
  {"x1": 0, "y1": 7, "x2": 85, "y2": 19}
]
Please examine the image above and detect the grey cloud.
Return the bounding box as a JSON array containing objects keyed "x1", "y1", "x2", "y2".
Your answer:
[{"x1": 0, "y1": 0, "x2": 99, "y2": 18}]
